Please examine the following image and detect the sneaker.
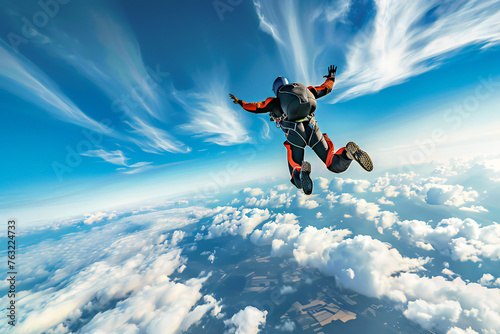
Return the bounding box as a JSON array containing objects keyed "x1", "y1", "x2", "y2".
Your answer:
[
  {"x1": 300, "y1": 161, "x2": 313, "y2": 195},
  {"x1": 345, "y1": 142, "x2": 373, "y2": 172}
]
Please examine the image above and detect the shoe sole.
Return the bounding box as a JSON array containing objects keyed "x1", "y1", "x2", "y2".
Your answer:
[
  {"x1": 346, "y1": 142, "x2": 373, "y2": 172},
  {"x1": 301, "y1": 161, "x2": 313, "y2": 195}
]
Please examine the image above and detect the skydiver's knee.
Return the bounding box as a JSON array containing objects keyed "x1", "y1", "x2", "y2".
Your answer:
[{"x1": 327, "y1": 165, "x2": 346, "y2": 173}]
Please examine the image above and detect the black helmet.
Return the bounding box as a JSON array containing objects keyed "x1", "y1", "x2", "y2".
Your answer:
[{"x1": 272, "y1": 76, "x2": 289, "y2": 96}]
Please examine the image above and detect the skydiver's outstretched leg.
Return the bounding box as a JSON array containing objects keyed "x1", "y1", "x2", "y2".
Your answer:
[{"x1": 310, "y1": 123, "x2": 373, "y2": 172}]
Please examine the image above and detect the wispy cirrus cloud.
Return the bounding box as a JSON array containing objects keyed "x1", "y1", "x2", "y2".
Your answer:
[
  {"x1": 3, "y1": 1, "x2": 191, "y2": 155},
  {"x1": 0, "y1": 39, "x2": 112, "y2": 135},
  {"x1": 253, "y1": 0, "x2": 500, "y2": 102},
  {"x1": 81, "y1": 148, "x2": 154, "y2": 174},
  {"x1": 178, "y1": 73, "x2": 251, "y2": 146}
]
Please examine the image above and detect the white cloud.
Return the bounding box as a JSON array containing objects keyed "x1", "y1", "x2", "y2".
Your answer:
[
  {"x1": 0, "y1": 207, "x2": 214, "y2": 334},
  {"x1": 208, "y1": 251, "x2": 216, "y2": 264},
  {"x1": 81, "y1": 149, "x2": 153, "y2": 172},
  {"x1": 275, "y1": 319, "x2": 296, "y2": 332},
  {"x1": 378, "y1": 196, "x2": 395, "y2": 205},
  {"x1": 293, "y1": 191, "x2": 319, "y2": 209},
  {"x1": 253, "y1": 0, "x2": 500, "y2": 102},
  {"x1": 334, "y1": 0, "x2": 500, "y2": 101},
  {"x1": 315, "y1": 177, "x2": 330, "y2": 190},
  {"x1": 447, "y1": 327, "x2": 480, "y2": 334},
  {"x1": 459, "y1": 205, "x2": 488, "y2": 213},
  {"x1": 22, "y1": 5, "x2": 191, "y2": 154},
  {"x1": 179, "y1": 72, "x2": 250, "y2": 146},
  {"x1": 224, "y1": 306, "x2": 267, "y2": 334},
  {"x1": 244, "y1": 188, "x2": 265, "y2": 197},
  {"x1": 316, "y1": 212, "x2": 323, "y2": 219},
  {"x1": 478, "y1": 274, "x2": 500, "y2": 287},
  {"x1": 0, "y1": 40, "x2": 112, "y2": 136},
  {"x1": 425, "y1": 184, "x2": 478, "y2": 207},
  {"x1": 371, "y1": 173, "x2": 480, "y2": 207},
  {"x1": 203, "y1": 207, "x2": 271, "y2": 239},
  {"x1": 177, "y1": 295, "x2": 224, "y2": 332},
  {"x1": 404, "y1": 299, "x2": 462, "y2": 333},
  {"x1": 398, "y1": 218, "x2": 500, "y2": 262},
  {"x1": 83, "y1": 212, "x2": 117, "y2": 225},
  {"x1": 126, "y1": 116, "x2": 190, "y2": 154},
  {"x1": 280, "y1": 285, "x2": 296, "y2": 295},
  {"x1": 329, "y1": 177, "x2": 371, "y2": 193}
]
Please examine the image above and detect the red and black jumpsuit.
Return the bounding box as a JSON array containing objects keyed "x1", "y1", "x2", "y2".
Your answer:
[{"x1": 237, "y1": 77, "x2": 352, "y2": 188}]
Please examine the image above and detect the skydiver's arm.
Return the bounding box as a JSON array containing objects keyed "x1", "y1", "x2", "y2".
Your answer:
[
  {"x1": 308, "y1": 77, "x2": 335, "y2": 99},
  {"x1": 229, "y1": 94, "x2": 277, "y2": 114},
  {"x1": 308, "y1": 65, "x2": 337, "y2": 99}
]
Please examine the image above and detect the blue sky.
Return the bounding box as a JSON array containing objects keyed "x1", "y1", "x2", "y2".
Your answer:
[{"x1": 1, "y1": 0, "x2": 500, "y2": 223}]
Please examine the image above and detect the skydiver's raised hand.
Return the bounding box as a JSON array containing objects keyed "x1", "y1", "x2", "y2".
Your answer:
[
  {"x1": 323, "y1": 65, "x2": 338, "y2": 79},
  {"x1": 229, "y1": 93, "x2": 242, "y2": 105}
]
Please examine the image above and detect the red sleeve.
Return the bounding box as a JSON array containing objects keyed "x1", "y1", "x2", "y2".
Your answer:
[
  {"x1": 240, "y1": 97, "x2": 277, "y2": 114},
  {"x1": 308, "y1": 77, "x2": 335, "y2": 99}
]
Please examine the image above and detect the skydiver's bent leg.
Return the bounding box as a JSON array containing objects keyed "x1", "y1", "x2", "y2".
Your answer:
[{"x1": 310, "y1": 126, "x2": 353, "y2": 173}]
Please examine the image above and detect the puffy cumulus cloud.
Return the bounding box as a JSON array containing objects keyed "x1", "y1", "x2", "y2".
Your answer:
[
  {"x1": 252, "y1": 214, "x2": 500, "y2": 333},
  {"x1": 338, "y1": 193, "x2": 381, "y2": 221},
  {"x1": 0, "y1": 207, "x2": 216, "y2": 334},
  {"x1": 390, "y1": 274, "x2": 500, "y2": 333},
  {"x1": 447, "y1": 327, "x2": 480, "y2": 334},
  {"x1": 404, "y1": 299, "x2": 462, "y2": 333},
  {"x1": 244, "y1": 187, "x2": 265, "y2": 197},
  {"x1": 275, "y1": 319, "x2": 296, "y2": 332},
  {"x1": 316, "y1": 212, "x2": 323, "y2": 219},
  {"x1": 81, "y1": 273, "x2": 214, "y2": 334},
  {"x1": 290, "y1": 227, "x2": 353, "y2": 267},
  {"x1": 292, "y1": 191, "x2": 320, "y2": 209},
  {"x1": 371, "y1": 172, "x2": 419, "y2": 194},
  {"x1": 177, "y1": 294, "x2": 224, "y2": 332},
  {"x1": 224, "y1": 306, "x2": 267, "y2": 334},
  {"x1": 202, "y1": 206, "x2": 271, "y2": 239},
  {"x1": 398, "y1": 218, "x2": 500, "y2": 262},
  {"x1": 280, "y1": 285, "x2": 296, "y2": 295},
  {"x1": 478, "y1": 274, "x2": 500, "y2": 287},
  {"x1": 329, "y1": 177, "x2": 371, "y2": 193},
  {"x1": 424, "y1": 184, "x2": 478, "y2": 207},
  {"x1": 83, "y1": 211, "x2": 117, "y2": 224},
  {"x1": 208, "y1": 251, "x2": 216, "y2": 264},
  {"x1": 243, "y1": 186, "x2": 292, "y2": 208},
  {"x1": 242, "y1": 186, "x2": 321, "y2": 210},
  {"x1": 250, "y1": 213, "x2": 301, "y2": 256},
  {"x1": 378, "y1": 196, "x2": 395, "y2": 205},
  {"x1": 305, "y1": 235, "x2": 428, "y2": 300},
  {"x1": 315, "y1": 177, "x2": 330, "y2": 190},
  {"x1": 337, "y1": 193, "x2": 399, "y2": 230},
  {"x1": 371, "y1": 173, "x2": 481, "y2": 208}
]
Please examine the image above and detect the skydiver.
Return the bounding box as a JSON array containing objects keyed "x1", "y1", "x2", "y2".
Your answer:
[{"x1": 229, "y1": 65, "x2": 373, "y2": 195}]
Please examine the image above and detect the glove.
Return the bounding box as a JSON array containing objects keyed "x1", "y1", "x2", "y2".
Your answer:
[
  {"x1": 323, "y1": 65, "x2": 337, "y2": 79},
  {"x1": 229, "y1": 94, "x2": 242, "y2": 105}
]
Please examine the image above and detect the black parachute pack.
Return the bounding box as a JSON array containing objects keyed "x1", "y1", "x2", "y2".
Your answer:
[{"x1": 277, "y1": 83, "x2": 317, "y2": 121}]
